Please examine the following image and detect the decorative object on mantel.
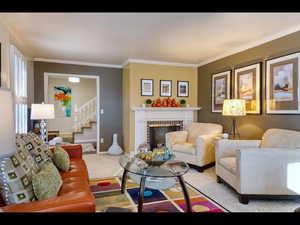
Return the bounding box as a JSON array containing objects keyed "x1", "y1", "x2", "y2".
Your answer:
[
  {"x1": 145, "y1": 99, "x2": 152, "y2": 107},
  {"x1": 150, "y1": 97, "x2": 180, "y2": 107},
  {"x1": 179, "y1": 99, "x2": 187, "y2": 107},
  {"x1": 107, "y1": 133, "x2": 123, "y2": 155}
]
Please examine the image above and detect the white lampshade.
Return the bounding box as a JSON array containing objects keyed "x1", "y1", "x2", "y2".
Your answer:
[
  {"x1": 0, "y1": 88, "x2": 16, "y2": 155},
  {"x1": 31, "y1": 103, "x2": 55, "y2": 120},
  {"x1": 222, "y1": 99, "x2": 246, "y2": 116}
]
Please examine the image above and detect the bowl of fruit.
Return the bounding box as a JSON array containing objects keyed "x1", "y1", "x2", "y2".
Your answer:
[{"x1": 136, "y1": 147, "x2": 175, "y2": 166}]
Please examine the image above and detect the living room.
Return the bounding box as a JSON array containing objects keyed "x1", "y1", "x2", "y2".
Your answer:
[{"x1": 1, "y1": 12, "x2": 300, "y2": 214}]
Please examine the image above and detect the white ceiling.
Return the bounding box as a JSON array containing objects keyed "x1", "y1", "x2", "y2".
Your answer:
[{"x1": 2, "y1": 13, "x2": 300, "y2": 66}]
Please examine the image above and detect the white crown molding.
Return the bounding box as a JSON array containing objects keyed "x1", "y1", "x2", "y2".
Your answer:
[
  {"x1": 198, "y1": 23, "x2": 300, "y2": 68},
  {"x1": 33, "y1": 58, "x2": 123, "y2": 69},
  {"x1": 123, "y1": 58, "x2": 198, "y2": 68}
]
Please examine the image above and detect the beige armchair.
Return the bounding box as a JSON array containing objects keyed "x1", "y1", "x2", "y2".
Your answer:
[
  {"x1": 166, "y1": 122, "x2": 223, "y2": 172},
  {"x1": 215, "y1": 128, "x2": 300, "y2": 204}
]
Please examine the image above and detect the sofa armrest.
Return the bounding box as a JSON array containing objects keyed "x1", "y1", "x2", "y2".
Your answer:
[
  {"x1": 237, "y1": 148, "x2": 300, "y2": 195},
  {"x1": 215, "y1": 139, "x2": 261, "y2": 160},
  {"x1": 0, "y1": 190, "x2": 95, "y2": 212},
  {"x1": 165, "y1": 131, "x2": 188, "y2": 148},
  {"x1": 60, "y1": 144, "x2": 83, "y2": 159}
]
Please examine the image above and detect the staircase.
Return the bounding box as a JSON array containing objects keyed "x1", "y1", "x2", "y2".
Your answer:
[{"x1": 72, "y1": 97, "x2": 97, "y2": 147}]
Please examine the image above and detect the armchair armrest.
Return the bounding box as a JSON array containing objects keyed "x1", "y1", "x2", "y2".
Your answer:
[
  {"x1": 195, "y1": 133, "x2": 223, "y2": 164},
  {"x1": 215, "y1": 139, "x2": 261, "y2": 160},
  {"x1": 165, "y1": 131, "x2": 188, "y2": 148},
  {"x1": 60, "y1": 144, "x2": 83, "y2": 159},
  {"x1": 237, "y1": 148, "x2": 300, "y2": 195}
]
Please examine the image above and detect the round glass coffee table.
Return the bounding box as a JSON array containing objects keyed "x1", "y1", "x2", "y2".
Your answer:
[{"x1": 119, "y1": 153, "x2": 191, "y2": 213}]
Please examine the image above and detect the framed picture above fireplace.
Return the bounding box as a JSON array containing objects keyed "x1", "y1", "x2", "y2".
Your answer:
[
  {"x1": 177, "y1": 81, "x2": 189, "y2": 97},
  {"x1": 160, "y1": 80, "x2": 172, "y2": 97},
  {"x1": 141, "y1": 79, "x2": 154, "y2": 96}
]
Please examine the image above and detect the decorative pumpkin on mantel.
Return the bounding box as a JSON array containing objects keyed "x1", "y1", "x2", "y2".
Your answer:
[{"x1": 147, "y1": 97, "x2": 182, "y2": 107}]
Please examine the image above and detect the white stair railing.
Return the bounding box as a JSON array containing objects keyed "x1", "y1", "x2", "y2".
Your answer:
[{"x1": 73, "y1": 97, "x2": 97, "y2": 132}]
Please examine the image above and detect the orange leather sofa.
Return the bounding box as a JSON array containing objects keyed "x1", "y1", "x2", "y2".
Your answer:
[{"x1": 0, "y1": 144, "x2": 96, "y2": 212}]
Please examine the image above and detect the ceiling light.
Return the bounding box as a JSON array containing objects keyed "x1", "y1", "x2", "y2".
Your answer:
[{"x1": 68, "y1": 77, "x2": 80, "y2": 83}]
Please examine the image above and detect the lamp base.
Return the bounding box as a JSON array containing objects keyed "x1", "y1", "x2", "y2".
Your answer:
[
  {"x1": 229, "y1": 117, "x2": 241, "y2": 140},
  {"x1": 40, "y1": 119, "x2": 48, "y2": 143}
]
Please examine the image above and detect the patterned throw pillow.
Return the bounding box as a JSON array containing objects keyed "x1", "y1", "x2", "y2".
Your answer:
[
  {"x1": 0, "y1": 149, "x2": 40, "y2": 205},
  {"x1": 52, "y1": 147, "x2": 70, "y2": 172},
  {"x1": 27, "y1": 133, "x2": 54, "y2": 158},
  {"x1": 16, "y1": 133, "x2": 52, "y2": 167},
  {"x1": 32, "y1": 162, "x2": 63, "y2": 200}
]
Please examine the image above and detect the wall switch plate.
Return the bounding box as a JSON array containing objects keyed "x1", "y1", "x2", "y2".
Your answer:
[
  {"x1": 100, "y1": 138, "x2": 104, "y2": 143},
  {"x1": 100, "y1": 109, "x2": 104, "y2": 114}
]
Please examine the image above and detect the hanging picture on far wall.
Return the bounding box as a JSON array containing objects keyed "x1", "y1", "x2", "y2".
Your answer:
[
  {"x1": 212, "y1": 70, "x2": 231, "y2": 113},
  {"x1": 234, "y1": 63, "x2": 261, "y2": 114},
  {"x1": 160, "y1": 80, "x2": 172, "y2": 97},
  {"x1": 141, "y1": 79, "x2": 154, "y2": 96},
  {"x1": 266, "y1": 52, "x2": 300, "y2": 114},
  {"x1": 54, "y1": 86, "x2": 72, "y2": 118},
  {"x1": 177, "y1": 81, "x2": 189, "y2": 97}
]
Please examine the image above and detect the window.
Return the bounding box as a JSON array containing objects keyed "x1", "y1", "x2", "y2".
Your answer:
[{"x1": 11, "y1": 45, "x2": 28, "y2": 134}]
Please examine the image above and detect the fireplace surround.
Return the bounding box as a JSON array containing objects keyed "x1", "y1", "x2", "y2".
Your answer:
[
  {"x1": 147, "y1": 120, "x2": 183, "y2": 150},
  {"x1": 131, "y1": 107, "x2": 202, "y2": 154}
]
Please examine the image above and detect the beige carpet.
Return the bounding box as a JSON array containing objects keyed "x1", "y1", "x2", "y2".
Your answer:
[{"x1": 83, "y1": 153, "x2": 300, "y2": 212}]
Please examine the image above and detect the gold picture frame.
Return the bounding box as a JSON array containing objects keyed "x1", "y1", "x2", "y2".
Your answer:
[
  {"x1": 211, "y1": 70, "x2": 231, "y2": 113},
  {"x1": 234, "y1": 62, "x2": 261, "y2": 114},
  {"x1": 266, "y1": 52, "x2": 300, "y2": 114}
]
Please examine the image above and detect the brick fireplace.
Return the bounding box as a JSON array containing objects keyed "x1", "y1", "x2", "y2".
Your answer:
[
  {"x1": 147, "y1": 120, "x2": 183, "y2": 150},
  {"x1": 131, "y1": 107, "x2": 202, "y2": 154}
]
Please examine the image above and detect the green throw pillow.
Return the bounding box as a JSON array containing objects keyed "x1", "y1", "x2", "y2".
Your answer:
[
  {"x1": 32, "y1": 162, "x2": 63, "y2": 200},
  {"x1": 52, "y1": 147, "x2": 70, "y2": 172}
]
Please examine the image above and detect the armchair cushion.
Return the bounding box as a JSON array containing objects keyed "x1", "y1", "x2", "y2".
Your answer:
[
  {"x1": 165, "y1": 131, "x2": 188, "y2": 147},
  {"x1": 215, "y1": 139, "x2": 261, "y2": 160},
  {"x1": 261, "y1": 128, "x2": 300, "y2": 149},
  {"x1": 219, "y1": 157, "x2": 237, "y2": 174},
  {"x1": 172, "y1": 143, "x2": 196, "y2": 155},
  {"x1": 186, "y1": 123, "x2": 223, "y2": 144}
]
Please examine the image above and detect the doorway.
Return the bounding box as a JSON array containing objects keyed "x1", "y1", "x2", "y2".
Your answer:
[{"x1": 44, "y1": 72, "x2": 100, "y2": 153}]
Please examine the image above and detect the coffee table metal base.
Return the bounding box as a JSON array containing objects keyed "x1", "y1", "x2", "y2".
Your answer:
[{"x1": 121, "y1": 169, "x2": 192, "y2": 213}]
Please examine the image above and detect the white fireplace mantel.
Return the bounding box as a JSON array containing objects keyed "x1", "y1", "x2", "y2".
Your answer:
[
  {"x1": 131, "y1": 106, "x2": 202, "y2": 154},
  {"x1": 131, "y1": 107, "x2": 202, "y2": 111}
]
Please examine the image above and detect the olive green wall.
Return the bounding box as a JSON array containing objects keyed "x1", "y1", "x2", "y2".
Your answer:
[{"x1": 198, "y1": 30, "x2": 300, "y2": 140}]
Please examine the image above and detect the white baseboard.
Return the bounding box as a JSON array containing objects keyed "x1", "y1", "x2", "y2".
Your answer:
[{"x1": 74, "y1": 139, "x2": 97, "y2": 143}]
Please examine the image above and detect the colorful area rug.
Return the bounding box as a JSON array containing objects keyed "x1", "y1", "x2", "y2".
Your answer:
[{"x1": 89, "y1": 177, "x2": 227, "y2": 213}]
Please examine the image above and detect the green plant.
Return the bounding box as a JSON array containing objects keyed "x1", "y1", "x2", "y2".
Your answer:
[
  {"x1": 180, "y1": 99, "x2": 186, "y2": 105},
  {"x1": 145, "y1": 99, "x2": 152, "y2": 104}
]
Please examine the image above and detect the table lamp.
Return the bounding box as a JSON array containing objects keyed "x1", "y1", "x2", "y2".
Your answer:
[
  {"x1": 222, "y1": 99, "x2": 246, "y2": 139},
  {"x1": 31, "y1": 103, "x2": 55, "y2": 143},
  {"x1": 0, "y1": 88, "x2": 16, "y2": 155}
]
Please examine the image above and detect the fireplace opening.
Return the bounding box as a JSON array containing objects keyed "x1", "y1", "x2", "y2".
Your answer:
[{"x1": 147, "y1": 121, "x2": 183, "y2": 150}]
